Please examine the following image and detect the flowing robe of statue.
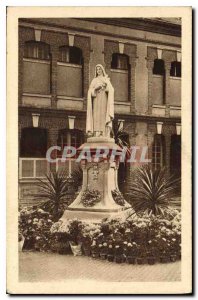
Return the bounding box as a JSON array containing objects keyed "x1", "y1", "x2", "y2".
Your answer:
[{"x1": 86, "y1": 64, "x2": 114, "y2": 137}]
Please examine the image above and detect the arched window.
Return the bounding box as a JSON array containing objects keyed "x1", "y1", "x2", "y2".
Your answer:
[
  {"x1": 59, "y1": 46, "x2": 82, "y2": 65},
  {"x1": 20, "y1": 128, "x2": 48, "y2": 158},
  {"x1": 170, "y1": 61, "x2": 181, "y2": 77},
  {"x1": 57, "y1": 46, "x2": 83, "y2": 98},
  {"x1": 24, "y1": 41, "x2": 50, "y2": 60},
  {"x1": 111, "y1": 53, "x2": 129, "y2": 102},
  {"x1": 111, "y1": 53, "x2": 129, "y2": 70},
  {"x1": 153, "y1": 59, "x2": 165, "y2": 75},
  {"x1": 23, "y1": 41, "x2": 51, "y2": 94},
  {"x1": 152, "y1": 134, "x2": 165, "y2": 170}
]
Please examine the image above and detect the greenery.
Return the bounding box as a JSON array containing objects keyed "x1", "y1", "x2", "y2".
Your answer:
[
  {"x1": 19, "y1": 204, "x2": 181, "y2": 264},
  {"x1": 81, "y1": 188, "x2": 101, "y2": 207},
  {"x1": 35, "y1": 170, "x2": 69, "y2": 220},
  {"x1": 70, "y1": 166, "x2": 83, "y2": 190},
  {"x1": 111, "y1": 189, "x2": 125, "y2": 206},
  {"x1": 111, "y1": 121, "x2": 131, "y2": 158},
  {"x1": 126, "y1": 165, "x2": 181, "y2": 216}
]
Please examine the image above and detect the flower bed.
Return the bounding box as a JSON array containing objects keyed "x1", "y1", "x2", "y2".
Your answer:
[{"x1": 19, "y1": 206, "x2": 181, "y2": 264}]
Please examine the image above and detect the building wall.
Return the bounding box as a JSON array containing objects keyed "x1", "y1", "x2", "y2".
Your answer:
[{"x1": 18, "y1": 18, "x2": 181, "y2": 204}]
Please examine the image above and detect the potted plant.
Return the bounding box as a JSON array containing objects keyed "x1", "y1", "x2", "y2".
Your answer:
[
  {"x1": 136, "y1": 246, "x2": 146, "y2": 265},
  {"x1": 114, "y1": 245, "x2": 124, "y2": 263},
  {"x1": 99, "y1": 242, "x2": 108, "y2": 260},
  {"x1": 91, "y1": 241, "x2": 100, "y2": 259},
  {"x1": 18, "y1": 232, "x2": 25, "y2": 252},
  {"x1": 125, "y1": 243, "x2": 137, "y2": 264},
  {"x1": 107, "y1": 244, "x2": 114, "y2": 262}
]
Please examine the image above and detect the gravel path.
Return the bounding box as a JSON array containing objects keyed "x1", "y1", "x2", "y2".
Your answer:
[{"x1": 19, "y1": 252, "x2": 181, "y2": 282}]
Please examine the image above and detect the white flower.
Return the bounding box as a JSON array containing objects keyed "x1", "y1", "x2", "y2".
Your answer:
[
  {"x1": 172, "y1": 238, "x2": 176, "y2": 242},
  {"x1": 148, "y1": 240, "x2": 152, "y2": 244},
  {"x1": 162, "y1": 238, "x2": 166, "y2": 241}
]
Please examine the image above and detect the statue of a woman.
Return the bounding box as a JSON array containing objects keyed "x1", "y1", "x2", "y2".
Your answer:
[{"x1": 86, "y1": 64, "x2": 114, "y2": 138}]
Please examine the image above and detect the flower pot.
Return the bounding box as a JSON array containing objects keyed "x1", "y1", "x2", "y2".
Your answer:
[
  {"x1": 18, "y1": 240, "x2": 24, "y2": 252},
  {"x1": 58, "y1": 249, "x2": 69, "y2": 255},
  {"x1": 107, "y1": 254, "x2": 114, "y2": 262},
  {"x1": 160, "y1": 256, "x2": 170, "y2": 263},
  {"x1": 92, "y1": 251, "x2": 99, "y2": 259},
  {"x1": 126, "y1": 256, "x2": 136, "y2": 264},
  {"x1": 170, "y1": 254, "x2": 177, "y2": 262},
  {"x1": 69, "y1": 242, "x2": 82, "y2": 256},
  {"x1": 115, "y1": 255, "x2": 124, "y2": 264},
  {"x1": 83, "y1": 246, "x2": 91, "y2": 256},
  {"x1": 100, "y1": 253, "x2": 107, "y2": 260},
  {"x1": 137, "y1": 257, "x2": 144, "y2": 265},
  {"x1": 147, "y1": 257, "x2": 156, "y2": 265}
]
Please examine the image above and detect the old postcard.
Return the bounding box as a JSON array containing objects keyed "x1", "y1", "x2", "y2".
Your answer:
[{"x1": 7, "y1": 6, "x2": 192, "y2": 294}]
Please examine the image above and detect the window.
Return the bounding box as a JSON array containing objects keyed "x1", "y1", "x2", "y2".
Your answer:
[
  {"x1": 23, "y1": 41, "x2": 51, "y2": 94},
  {"x1": 59, "y1": 46, "x2": 82, "y2": 65},
  {"x1": 152, "y1": 134, "x2": 165, "y2": 170},
  {"x1": 110, "y1": 53, "x2": 129, "y2": 102},
  {"x1": 24, "y1": 41, "x2": 50, "y2": 60},
  {"x1": 170, "y1": 61, "x2": 181, "y2": 77},
  {"x1": 57, "y1": 129, "x2": 84, "y2": 157},
  {"x1": 111, "y1": 53, "x2": 129, "y2": 70},
  {"x1": 20, "y1": 128, "x2": 48, "y2": 158},
  {"x1": 57, "y1": 46, "x2": 83, "y2": 97},
  {"x1": 153, "y1": 59, "x2": 165, "y2": 75},
  {"x1": 170, "y1": 135, "x2": 181, "y2": 176}
]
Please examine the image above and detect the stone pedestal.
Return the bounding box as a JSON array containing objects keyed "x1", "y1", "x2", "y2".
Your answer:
[{"x1": 61, "y1": 137, "x2": 131, "y2": 222}]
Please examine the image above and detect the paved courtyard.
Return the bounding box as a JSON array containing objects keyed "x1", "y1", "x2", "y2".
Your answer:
[{"x1": 19, "y1": 252, "x2": 181, "y2": 282}]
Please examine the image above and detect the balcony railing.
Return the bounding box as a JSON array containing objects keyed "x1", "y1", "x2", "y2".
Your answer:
[{"x1": 19, "y1": 158, "x2": 77, "y2": 179}]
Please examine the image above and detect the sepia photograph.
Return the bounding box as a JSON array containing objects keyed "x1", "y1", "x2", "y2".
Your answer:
[{"x1": 6, "y1": 6, "x2": 192, "y2": 294}]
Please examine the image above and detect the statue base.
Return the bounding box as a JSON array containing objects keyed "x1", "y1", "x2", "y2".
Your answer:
[
  {"x1": 61, "y1": 138, "x2": 131, "y2": 222},
  {"x1": 61, "y1": 206, "x2": 133, "y2": 222}
]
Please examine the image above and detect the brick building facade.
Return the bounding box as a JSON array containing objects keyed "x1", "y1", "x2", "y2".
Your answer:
[{"x1": 18, "y1": 18, "x2": 181, "y2": 205}]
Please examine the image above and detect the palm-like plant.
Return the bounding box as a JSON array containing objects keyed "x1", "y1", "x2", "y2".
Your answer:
[
  {"x1": 70, "y1": 166, "x2": 83, "y2": 190},
  {"x1": 126, "y1": 165, "x2": 181, "y2": 216},
  {"x1": 35, "y1": 170, "x2": 69, "y2": 220},
  {"x1": 111, "y1": 121, "x2": 131, "y2": 158}
]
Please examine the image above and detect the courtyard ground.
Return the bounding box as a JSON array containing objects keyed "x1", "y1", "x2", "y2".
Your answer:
[{"x1": 19, "y1": 252, "x2": 181, "y2": 282}]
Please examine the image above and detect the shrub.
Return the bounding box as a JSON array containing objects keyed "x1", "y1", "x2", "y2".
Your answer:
[{"x1": 126, "y1": 165, "x2": 181, "y2": 216}]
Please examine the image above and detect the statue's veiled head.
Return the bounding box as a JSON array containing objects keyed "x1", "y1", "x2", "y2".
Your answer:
[{"x1": 95, "y1": 64, "x2": 107, "y2": 77}]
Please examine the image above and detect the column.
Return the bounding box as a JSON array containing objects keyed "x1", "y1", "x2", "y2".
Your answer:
[
  {"x1": 51, "y1": 44, "x2": 59, "y2": 109},
  {"x1": 135, "y1": 44, "x2": 148, "y2": 114},
  {"x1": 164, "y1": 61, "x2": 171, "y2": 117},
  {"x1": 146, "y1": 59, "x2": 154, "y2": 114},
  {"x1": 129, "y1": 58, "x2": 136, "y2": 113},
  {"x1": 165, "y1": 134, "x2": 171, "y2": 173}
]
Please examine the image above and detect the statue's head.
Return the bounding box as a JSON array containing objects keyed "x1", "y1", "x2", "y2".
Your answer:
[{"x1": 95, "y1": 64, "x2": 106, "y2": 77}]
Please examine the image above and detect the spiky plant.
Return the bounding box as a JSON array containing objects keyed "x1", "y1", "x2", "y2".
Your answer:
[
  {"x1": 111, "y1": 121, "x2": 131, "y2": 158},
  {"x1": 35, "y1": 170, "x2": 69, "y2": 220},
  {"x1": 126, "y1": 165, "x2": 181, "y2": 216},
  {"x1": 70, "y1": 166, "x2": 83, "y2": 190}
]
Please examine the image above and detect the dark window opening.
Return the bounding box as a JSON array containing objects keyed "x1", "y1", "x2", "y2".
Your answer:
[
  {"x1": 152, "y1": 134, "x2": 165, "y2": 170},
  {"x1": 59, "y1": 46, "x2": 83, "y2": 65},
  {"x1": 153, "y1": 59, "x2": 165, "y2": 75},
  {"x1": 20, "y1": 128, "x2": 48, "y2": 158},
  {"x1": 111, "y1": 53, "x2": 129, "y2": 70},
  {"x1": 170, "y1": 135, "x2": 181, "y2": 177},
  {"x1": 24, "y1": 41, "x2": 50, "y2": 60},
  {"x1": 170, "y1": 61, "x2": 181, "y2": 77}
]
